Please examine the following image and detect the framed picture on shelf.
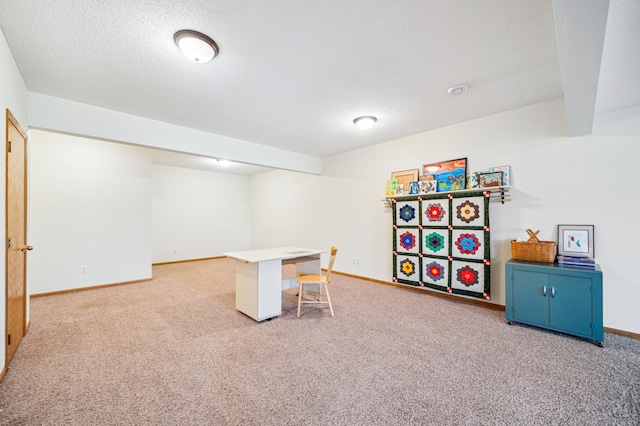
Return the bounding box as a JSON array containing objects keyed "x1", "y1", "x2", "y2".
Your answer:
[
  {"x1": 391, "y1": 169, "x2": 420, "y2": 195},
  {"x1": 557, "y1": 224, "x2": 594, "y2": 258},
  {"x1": 466, "y1": 173, "x2": 479, "y2": 189},
  {"x1": 408, "y1": 181, "x2": 420, "y2": 194},
  {"x1": 396, "y1": 183, "x2": 404, "y2": 196},
  {"x1": 419, "y1": 180, "x2": 438, "y2": 194},
  {"x1": 422, "y1": 158, "x2": 467, "y2": 192},
  {"x1": 477, "y1": 171, "x2": 503, "y2": 188},
  {"x1": 487, "y1": 165, "x2": 511, "y2": 186},
  {"x1": 385, "y1": 179, "x2": 398, "y2": 197}
]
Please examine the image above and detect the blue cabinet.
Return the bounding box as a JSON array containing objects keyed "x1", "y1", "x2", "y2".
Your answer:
[{"x1": 505, "y1": 259, "x2": 603, "y2": 345}]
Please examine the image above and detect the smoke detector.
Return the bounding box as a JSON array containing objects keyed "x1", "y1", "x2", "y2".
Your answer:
[{"x1": 447, "y1": 84, "x2": 469, "y2": 95}]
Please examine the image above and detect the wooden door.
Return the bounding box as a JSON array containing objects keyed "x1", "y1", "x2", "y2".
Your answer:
[{"x1": 5, "y1": 109, "x2": 29, "y2": 365}]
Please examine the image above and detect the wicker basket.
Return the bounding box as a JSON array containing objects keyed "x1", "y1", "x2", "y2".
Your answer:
[{"x1": 511, "y1": 229, "x2": 557, "y2": 263}]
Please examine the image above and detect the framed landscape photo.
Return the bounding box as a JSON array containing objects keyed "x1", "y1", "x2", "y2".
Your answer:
[
  {"x1": 391, "y1": 169, "x2": 420, "y2": 195},
  {"x1": 557, "y1": 224, "x2": 594, "y2": 258},
  {"x1": 422, "y1": 158, "x2": 467, "y2": 192},
  {"x1": 477, "y1": 171, "x2": 503, "y2": 188}
]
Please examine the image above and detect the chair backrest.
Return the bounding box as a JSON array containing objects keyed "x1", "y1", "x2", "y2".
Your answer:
[{"x1": 325, "y1": 246, "x2": 338, "y2": 281}]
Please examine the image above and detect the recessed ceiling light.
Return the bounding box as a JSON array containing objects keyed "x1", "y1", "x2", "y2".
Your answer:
[
  {"x1": 353, "y1": 116, "x2": 377, "y2": 130},
  {"x1": 447, "y1": 84, "x2": 469, "y2": 95},
  {"x1": 174, "y1": 30, "x2": 219, "y2": 63}
]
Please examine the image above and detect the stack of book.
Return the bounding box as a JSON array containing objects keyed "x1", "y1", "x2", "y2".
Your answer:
[{"x1": 557, "y1": 255, "x2": 596, "y2": 268}]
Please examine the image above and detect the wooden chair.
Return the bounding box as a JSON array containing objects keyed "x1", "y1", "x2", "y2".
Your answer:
[{"x1": 297, "y1": 246, "x2": 337, "y2": 317}]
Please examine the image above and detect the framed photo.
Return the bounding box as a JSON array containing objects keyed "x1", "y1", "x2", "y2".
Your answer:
[
  {"x1": 384, "y1": 179, "x2": 398, "y2": 197},
  {"x1": 391, "y1": 169, "x2": 419, "y2": 195},
  {"x1": 557, "y1": 225, "x2": 594, "y2": 258},
  {"x1": 422, "y1": 158, "x2": 467, "y2": 192},
  {"x1": 466, "y1": 173, "x2": 479, "y2": 189},
  {"x1": 419, "y1": 180, "x2": 437, "y2": 194},
  {"x1": 477, "y1": 171, "x2": 503, "y2": 188},
  {"x1": 487, "y1": 165, "x2": 511, "y2": 186}
]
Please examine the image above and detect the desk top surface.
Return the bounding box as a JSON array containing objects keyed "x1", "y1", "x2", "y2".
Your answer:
[{"x1": 222, "y1": 246, "x2": 325, "y2": 263}]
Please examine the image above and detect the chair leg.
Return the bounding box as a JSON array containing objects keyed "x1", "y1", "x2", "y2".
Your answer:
[
  {"x1": 324, "y1": 283, "x2": 334, "y2": 317},
  {"x1": 297, "y1": 283, "x2": 304, "y2": 317}
]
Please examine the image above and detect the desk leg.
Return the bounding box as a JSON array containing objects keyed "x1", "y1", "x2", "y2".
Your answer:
[{"x1": 236, "y1": 259, "x2": 282, "y2": 321}]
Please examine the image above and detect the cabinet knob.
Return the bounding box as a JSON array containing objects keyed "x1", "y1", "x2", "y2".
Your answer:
[{"x1": 543, "y1": 285, "x2": 547, "y2": 296}]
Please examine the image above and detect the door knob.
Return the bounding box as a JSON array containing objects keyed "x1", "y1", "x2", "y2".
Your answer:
[{"x1": 20, "y1": 245, "x2": 33, "y2": 252}]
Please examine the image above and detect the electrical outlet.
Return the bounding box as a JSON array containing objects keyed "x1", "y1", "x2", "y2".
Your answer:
[
  {"x1": 352, "y1": 258, "x2": 360, "y2": 265},
  {"x1": 173, "y1": 248, "x2": 177, "y2": 254},
  {"x1": 81, "y1": 266, "x2": 88, "y2": 274}
]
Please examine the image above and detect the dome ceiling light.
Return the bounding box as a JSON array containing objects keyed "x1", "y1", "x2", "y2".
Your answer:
[
  {"x1": 353, "y1": 116, "x2": 377, "y2": 130},
  {"x1": 174, "y1": 30, "x2": 219, "y2": 63}
]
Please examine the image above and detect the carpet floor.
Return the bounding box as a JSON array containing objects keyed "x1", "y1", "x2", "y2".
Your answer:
[{"x1": 0, "y1": 258, "x2": 638, "y2": 425}]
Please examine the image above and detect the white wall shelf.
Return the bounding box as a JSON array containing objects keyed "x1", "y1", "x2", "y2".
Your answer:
[{"x1": 383, "y1": 186, "x2": 511, "y2": 207}]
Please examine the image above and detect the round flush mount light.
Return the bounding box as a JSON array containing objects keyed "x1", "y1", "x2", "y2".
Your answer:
[
  {"x1": 353, "y1": 116, "x2": 377, "y2": 130},
  {"x1": 174, "y1": 30, "x2": 219, "y2": 63},
  {"x1": 447, "y1": 84, "x2": 469, "y2": 95}
]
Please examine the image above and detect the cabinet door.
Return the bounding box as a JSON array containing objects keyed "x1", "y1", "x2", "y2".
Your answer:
[
  {"x1": 512, "y1": 270, "x2": 549, "y2": 328},
  {"x1": 549, "y1": 275, "x2": 593, "y2": 338}
]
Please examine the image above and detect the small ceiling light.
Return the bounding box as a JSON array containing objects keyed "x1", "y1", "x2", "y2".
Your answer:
[
  {"x1": 447, "y1": 84, "x2": 469, "y2": 95},
  {"x1": 353, "y1": 116, "x2": 377, "y2": 130},
  {"x1": 217, "y1": 159, "x2": 230, "y2": 166},
  {"x1": 174, "y1": 30, "x2": 219, "y2": 63}
]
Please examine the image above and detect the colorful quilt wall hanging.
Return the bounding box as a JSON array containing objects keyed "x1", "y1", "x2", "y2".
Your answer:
[{"x1": 392, "y1": 192, "x2": 491, "y2": 300}]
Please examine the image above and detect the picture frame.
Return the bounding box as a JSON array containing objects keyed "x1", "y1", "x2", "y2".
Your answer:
[
  {"x1": 477, "y1": 171, "x2": 503, "y2": 188},
  {"x1": 384, "y1": 179, "x2": 398, "y2": 197},
  {"x1": 466, "y1": 173, "x2": 479, "y2": 189},
  {"x1": 487, "y1": 165, "x2": 511, "y2": 186},
  {"x1": 421, "y1": 158, "x2": 467, "y2": 192},
  {"x1": 557, "y1": 224, "x2": 594, "y2": 258},
  {"x1": 408, "y1": 181, "x2": 420, "y2": 195},
  {"x1": 419, "y1": 180, "x2": 437, "y2": 194},
  {"x1": 391, "y1": 169, "x2": 419, "y2": 195}
]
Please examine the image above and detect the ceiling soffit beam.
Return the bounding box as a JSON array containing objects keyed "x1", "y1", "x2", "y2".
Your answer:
[
  {"x1": 552, "y1": 0, "x2": 610, "y2": 136},
  {"x1": 26, "y1": 92, "x2": 322, "y2": 175}
]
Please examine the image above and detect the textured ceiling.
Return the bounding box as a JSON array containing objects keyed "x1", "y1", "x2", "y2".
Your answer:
[{"x1": 0, "y1": 0, "x2": 638, "y2": 175}]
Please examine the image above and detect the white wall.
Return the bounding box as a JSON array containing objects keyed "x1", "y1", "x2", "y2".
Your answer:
[
  {"x1": 251, "y1": 99, "x2": 640, "y2": 335},
  {"x1": 1, "y1": 28, "x2": 28, "y2": 374},
  {"x1": 27, "y1": 132, "x2": 254, "y2": 289},
  {"x1": 151, "y1": 165, "x2": 251, "y2": 263},
  {"x1": 28, "y1": 130, "x2": 152, "y2": 294}
]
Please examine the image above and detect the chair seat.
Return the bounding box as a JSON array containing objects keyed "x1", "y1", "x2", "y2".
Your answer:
[{"x1": 297, "y1": 274, "x2": 328, "y2": 284}]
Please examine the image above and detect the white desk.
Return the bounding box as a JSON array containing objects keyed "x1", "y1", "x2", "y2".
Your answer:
[{"x1": 222, "y1": 247, "x2": 325, "y2": 321}]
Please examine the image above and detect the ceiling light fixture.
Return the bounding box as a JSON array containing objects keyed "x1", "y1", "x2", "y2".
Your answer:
[
  {"x1": 174, "y1": 30, "x2": 219, "y2": 63},
  {"x1": 217, "y1": 159, "x2": 230, "y2": 166},
  {"x1": 353, "y1": 116, "x2": 377, "y2": 130},
  {"x1": 447, "y1": 84, "x2": 469, "y2": 95}
]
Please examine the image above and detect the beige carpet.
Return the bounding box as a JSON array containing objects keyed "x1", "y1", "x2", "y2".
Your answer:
[{"x1": 0, "y1": 258, "x2": 639, "y2": 425}]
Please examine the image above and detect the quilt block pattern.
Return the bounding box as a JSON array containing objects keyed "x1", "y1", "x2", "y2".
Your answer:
[{"x1": 392, "y1": 192, "x2": 491, "y2": 299}]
